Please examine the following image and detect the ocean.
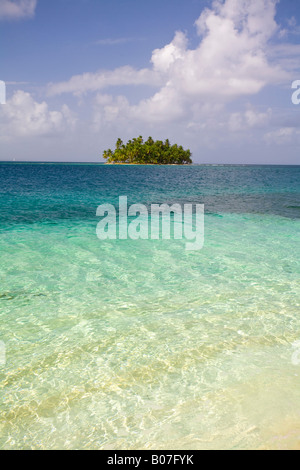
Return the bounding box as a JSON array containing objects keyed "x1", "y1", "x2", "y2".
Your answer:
[{"x1": 0, "y1": 163, "x2": 299, "y2": 449}]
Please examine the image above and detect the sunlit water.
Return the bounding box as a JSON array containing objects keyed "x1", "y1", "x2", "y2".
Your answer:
[{"x1": 0, "y1": 163, "x2": 299, "y2": 450}]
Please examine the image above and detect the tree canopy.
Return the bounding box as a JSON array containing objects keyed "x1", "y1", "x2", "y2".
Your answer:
[{"x1": 103, "y1": 136, "x2": 192, "y2": 165}]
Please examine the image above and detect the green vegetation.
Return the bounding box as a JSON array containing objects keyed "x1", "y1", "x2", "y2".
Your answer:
[{"x1": 103, "y1": 136, "x2": 192, "y2": 165}]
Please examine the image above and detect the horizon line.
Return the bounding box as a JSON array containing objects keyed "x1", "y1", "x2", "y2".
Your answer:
[{"x1": 0, "y1": 161, "x2": 299, "y2": 166}]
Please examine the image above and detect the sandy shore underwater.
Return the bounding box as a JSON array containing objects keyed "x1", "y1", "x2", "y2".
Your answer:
[{"x1": 0, "y1": 163, "x2": 299, "y2": 449}]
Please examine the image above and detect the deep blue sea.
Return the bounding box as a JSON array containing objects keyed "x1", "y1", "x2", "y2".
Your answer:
[{"x1": 0, "y1": 163, "x2": 299, "y2": 449}]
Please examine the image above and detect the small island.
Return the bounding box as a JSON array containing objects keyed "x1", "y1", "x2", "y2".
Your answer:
[{"x1": 103, "y1": 136, "x2": 193, "y2": 165}]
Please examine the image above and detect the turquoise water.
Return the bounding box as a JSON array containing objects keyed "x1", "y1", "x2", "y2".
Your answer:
[{"x1": 0, "y1": 163, "x2": 299, "y2": 450}]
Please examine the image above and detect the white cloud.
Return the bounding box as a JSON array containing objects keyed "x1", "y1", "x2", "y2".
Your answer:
[
  {"x1": 0, "y1": 0, "x2": 37, "y2": 20},
  {"x1": 151, "y1": 31, "x2": 188, "y2": 74},
  {"x1": 48, "y1": 0, "x2": 288, "y2": 127},
  {"x1": 47, "y1": 66, "x2": 162, "y2": 97},
  {"x1": 2, "y1": 0, "x2": 299, "y2": 163},
  {"x1": 139, "y1": 0, "x2": 286, "y2": 122},
  {"x1": 130, "y1": 0, "x2": 287, "y2": 124},
  {"x1": 0, "y1": 90, "x2": 76, "y2": 138},
  {"x1": 264, "y1": 127, "x2": 300, "y2": 145},
  {"x1": 93, "y1": 93, "x2": 130, "y2": 129},
  {"x1": 196, "y1": 0, "x2": 279, "y2": 40},
  {"x1": 78, "y1": 0, "x2": 298, "y2": 159},
  {"x1": 228, "y1": 107, "x2": 272, "y2": 131}
]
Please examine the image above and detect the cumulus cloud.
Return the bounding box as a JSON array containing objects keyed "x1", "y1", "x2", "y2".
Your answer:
[
  {"x1": 46, "y1": 0, "x2": 296, "y2": 160},
  {"x1": 135, "y1": 0, "x2": 287, "y2": 123},
  {"x1": 151, "y1": 31, "x2": 188, "y2": 74},
  {"x1": 0, "y1": 90, "x2": 76, "y2": 138},
  {"x1": 0, "y1": 0, "x2": 37, "y2": 20},
  {"x1": 3, "y1": 0, "x2": 298, "y2": 162},
  {"x1": 46, "y1": 0, "x2": 291, "y2": 132}
]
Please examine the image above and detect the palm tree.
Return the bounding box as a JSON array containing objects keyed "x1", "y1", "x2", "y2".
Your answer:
[{"x1": 102, "y1": 137, "x2": 192, "y2": 164}]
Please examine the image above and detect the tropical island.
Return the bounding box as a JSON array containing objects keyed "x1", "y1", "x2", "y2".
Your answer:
[{"x1": 103, "y1": 136, "x2": 193, "y2": 165}]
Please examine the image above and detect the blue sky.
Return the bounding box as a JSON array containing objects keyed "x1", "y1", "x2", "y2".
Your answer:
[{"x1": 1, "y1": 0, "x2": 300, "y2": 163}]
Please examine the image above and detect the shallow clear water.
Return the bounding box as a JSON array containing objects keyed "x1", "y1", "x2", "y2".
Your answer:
[{"x1": 0, "y1": 163, "x2": 299, "y2": 449}]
